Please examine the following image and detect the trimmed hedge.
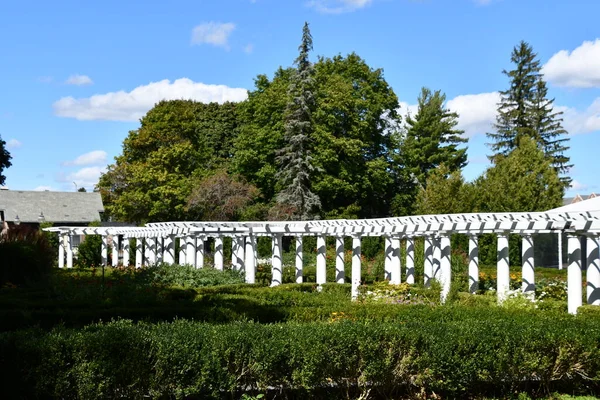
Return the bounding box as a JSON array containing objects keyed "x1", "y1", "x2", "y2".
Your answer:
[{"x1": 2, "y1": 308, "x2": 600, "y2": 399}]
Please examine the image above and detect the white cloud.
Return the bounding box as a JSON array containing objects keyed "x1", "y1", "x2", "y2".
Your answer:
[
  {"x1": 65, "y1": 74, "x2": 93, "y2": 86},
  {"x1": 570, "y1": 180, "x2": 589, "y2": 192},
  {"x1": 308, "y1": 0, "x2": 373, "y2": 14},
  {"x1": 397, "y1": 101, "x2": 419, "y2": 122},
  {"x1": 65, "y1": 166, "x2": 107, "y2": 188},
  {"x1": 53, "y1": 78, "x2": 248, "y2": 122},
  {"x1": 542, "y1": 39, "x2": 600, "y2": 88},
  {"x1": 446, "y1": 92, "x2": 500, "y2": 138},
  {"x1": 556, "y1": 98, "x2": 600, "y2": 135},
  {"x1": 63, "y1": 150, "x2": 107, "y2": 167},
  {"x1": 6, "y1": 139, "x2": 22, "y2": 150},
  {"x1": 34, "y1": 185, "x2": 54, "y2": 191},
  {"x1": 191, "y1": 22, "x2": 236, "y2": 49},
  {"x1": 243, "y1": 43, "x2": 254, "y2": 54}
]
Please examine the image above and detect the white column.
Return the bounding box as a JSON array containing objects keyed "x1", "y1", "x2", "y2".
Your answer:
[
  {"x1": 163, "y1": 235, "x2": 175, "y2": 264},
  {"x1": 144, "y1": 237, "x2": 153, "y2": 266},
  {"x1": 245, "y1": 235, "x2": 257, "y2": 284},
  {"x1": 101, "y1": 235, "x2": 108, "y2": 266},
  {"x1": 295, "y1": 236, "x2": 303, "y2": 284},
  {"x1": 351, "y1": 236, "x2": 362, "y2": 300},
  {"x1": 135, "y1": 237, "x2": 143, "y2": 268},
  {"x1": 432, "y1": 236, "x2": 442, "y2": 282},
  {"x1": 149, "y1": 237, "x2": 158, "y2": 265},
  {"x1": 214, "y1": 236, "x2": 224, "y2": 271},
  {"x1": 271, "y1": 234, "x2": 283, "y2": 287},
  {"x1": 521, "y1": 234, "x2": 535, "y2": 296},
  {"x1": 384, "y1": 236, "x2": 393, "y2": 281},
  {"x1": 110, "y1": 235, "x2": 119, "y2": 267},
  {"x1": 440, "y1": 235, "x2": 452, "y2": 302},
  {"x1": 66, "y1": 234, "x2": 73, "y2": 269},
  {"x1": 558, "y1": 232, "x2": 564, "y2": 270},
  {"x1": 316, "y1": 235, "x2": 327, "y2": 286},
  {"x1": 58, "y1": 234, "x2": 65, "y2": 269},
  {"x1": 424, "y1": 236, "x2": 433, "y2": 287},
  {"x1": 468, "y1": 235, "x2": 479, "y2": 294},
  {"x1": 232, "y1": 236, "x2": 244, "y2": 271},
  {"x1": 335, "y1": 236, "x2": 345, "y2": 284},
  {"x1": 497, "y1": 233, "x2": 510, "y2": 302},
  {"x1": 186, "y1": 235, "x2": 196, "y2": 266},
  {"x1": 122, "y1": 237, "x2": 130, "y2": 266},
  {"x1": 390, "y1": 237, "x2": 402, "y2": 285},
  {"x1": 587, "y1": 235, "x2": 600, "y2": 305},
  {"x1": 155, "y1": 237, "x2": 163, "y2": 264},
  {"x1": 568, "y1": 234, "x2": 583, "y2": 314},
  {"x1": 178, "y1": 237, "x2": 186, "y2": 265},
  {"x1": 406, "y1": 237, "x2": 415, "y2": 284},
  {"x1": 195, "y1": 236, "x2": 205, "y2": 269}
]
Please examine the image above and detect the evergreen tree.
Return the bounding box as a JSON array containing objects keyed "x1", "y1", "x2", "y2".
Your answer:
[
  {"x1": 401, "y1": 87, "x2": 468, "y2": 188},
  {"x1": 487, "y1": 41, "x2": 571, "y2": 187},
  {"x1": 0, "y1": 135, "x2": 11, "y2": 186},
  {"x1": 274, "y1": 22, "x2": 321, "y2": 220}
]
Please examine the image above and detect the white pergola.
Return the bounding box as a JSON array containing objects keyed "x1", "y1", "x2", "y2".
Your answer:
[{"x1": 44, "y1": 210, "x2": 600, "y2": 314}]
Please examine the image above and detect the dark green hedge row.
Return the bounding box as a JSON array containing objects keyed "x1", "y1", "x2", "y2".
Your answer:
[{"x1": 2, "y1": 308, "x2": 600, "y2": 399}]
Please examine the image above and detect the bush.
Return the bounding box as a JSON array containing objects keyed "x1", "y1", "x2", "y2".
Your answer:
[
  {"x1": 0, "y1": 226, "x2": 54, "y2": 286},
  {"x1": 132, "y1": 263, "x2": 245, "y2": 288}
]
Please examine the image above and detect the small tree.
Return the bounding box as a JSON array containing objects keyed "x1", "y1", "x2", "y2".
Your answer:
[{"x1": 0, "y1": 135, "x2": 12, "y2": 186}]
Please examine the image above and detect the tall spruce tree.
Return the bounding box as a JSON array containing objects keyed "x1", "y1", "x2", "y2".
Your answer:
[
  {"x1": 487, "y1": 41, "x2": 571, "y2": 187},
  {"x1": 401, "y1": 87, "x2": 468, "y2": 188},
  {"x1": 274, "y1": 22, "x2": 321, "y2": 220}
]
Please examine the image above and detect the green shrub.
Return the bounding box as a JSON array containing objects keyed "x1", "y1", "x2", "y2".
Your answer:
[
  {"x1": 0, "y1": 226, "x2": 54, "y2": 286},
  {"x1": 120, "y1": 263, "x2": 245, "y2": 288}
]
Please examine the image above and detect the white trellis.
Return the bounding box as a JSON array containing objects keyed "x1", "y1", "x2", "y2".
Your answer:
[{"x1": 44, "y1": 210, "x2": 600, "y2": 314}]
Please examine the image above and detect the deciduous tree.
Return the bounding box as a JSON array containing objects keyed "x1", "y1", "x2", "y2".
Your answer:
[{"x1": 0, "y1": 135, "x2": 12, "y2": 186}]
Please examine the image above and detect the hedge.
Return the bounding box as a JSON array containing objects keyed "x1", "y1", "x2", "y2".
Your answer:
[{"x1": 2, "y1": 307, "x2": 600, "y2": 399}]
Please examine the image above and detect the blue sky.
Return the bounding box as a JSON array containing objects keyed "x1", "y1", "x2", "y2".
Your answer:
[{"x1": 1, "y1": 0, "x2": 599, "y2": 197}]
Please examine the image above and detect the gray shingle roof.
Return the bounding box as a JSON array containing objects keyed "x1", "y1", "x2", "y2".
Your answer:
[{"x1": 0, "y1": 190, "x2": 104, "y2": 223}]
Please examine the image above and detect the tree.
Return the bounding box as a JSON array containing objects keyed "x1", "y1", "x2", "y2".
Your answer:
[
  {"x1": 274, "y1": 22, "x2": 321, "y2": 220},
  {"x1": 0, "y1": 135, "x2": 12, "y2": 186},
  {"x1": 98, "y1": 100, "x2": 241, "y2": 223},
  {"x1": 475, "y1": 136, "x2": 563, "y2": 213},
  {"x1": 487, "y1": 41, "x2": 570, "y2": 186},
  {"x1": 77, "y1": 187, "x2": 87, "y2": 192},
  {"x1": 401, "y1": 87, "x2": 468, "y2": 189},
  {"x1": 186, "y1": 170, "x2": 259, "y2": 221},
  {"x1": 415, "y1": 164, "x2": 475, "y2": 215}
]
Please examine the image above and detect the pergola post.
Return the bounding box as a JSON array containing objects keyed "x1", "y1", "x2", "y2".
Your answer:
[
  {"x1": 316, "y1": 235, "x2": 327, "y2": 286},
  {"x1": 163, "y1": 235, "x2": 175, "y2": 264},
  {"x1": 440, "y1": 234, "x2": 452, "y2": 302},
  {"x1": 111, "y1": 235, "x2": 120, "y2": 267},
  {"x1": 521, "y1": 234, "x2": 535, "y2": 297},
  {"x1": 135, "y1": 237, "x2": 143, "y2": 268},
  {"x1": 432, "y1": 236, "x2": 442, "y2": 282},
  {"x1": 335, "y1": 236, "x2": 345, "y2": 284},
  {"x1": 587, "y1": 235, "x2": 600, "y2": 306},
  {"x1": 406, "y1": 237, "x2": 415, "y2": 284},
  {"x1": 195, "y1": 236, "x2": 205, "y2": 269},
  {"x1": 122, "y1": 237, "x2": 130, "y2": 266},
  {"x1": 245, "y1": 235, "x2": 257, "y2": 284},
  {"x1": 214, "y1": 236, "x2": 224, "y2": 271},
  {"x1": 497, "y1": 233, "x2": 510, "y2": 302},
  {"x1": 66, "y1": 234, "x2": 73, "y2": 269},
  {"x1": 295, "y1": 236, "x2": 303, "y2": 283},
  {"x1": 178, "y1": 237, "x2": 186, "y2": 265},
  {"x1": 233, "y1": 236, "x2": 245, "y2": 272},
  {"x1": 101, "y1": 235, "x2": 108, "y2": 267},
  {"x1": 390, "y1": 236, "x2": 402, "y2": 285},
  {"x1": 271, "y1": 234, "x2": 283, "y2": 287},
  {"x1": 568, "y1": 234, "x2": 583, "y2": 314},
  {"x1": 58, "y1": 234, "x2": 65, "y2": 269},
  {"x1": 384, "y1": 236, "x2": 393, "y2": 281},
  {"x1": 155, "y1": 237, "x2": 163, "y2": 264},
  {"x1": 144, "y1": 237, "x2": 152, "y2": 266},
  {"x1": 351, "y1": 235, "x2": 362, "y2": 300},
  {"x1": 186, "y1": 235, "x2": 196, "y2": 266},
  {"x1": 424, "y1": 236, "x2": 433, "y2": 287},
  {"x1": 468, "y1": 235, "x2": 479, "y2": 294}
]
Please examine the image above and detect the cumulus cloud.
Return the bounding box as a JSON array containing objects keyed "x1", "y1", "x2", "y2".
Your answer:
[
  {"x1": 6, "y1": 139, "x2": 22, "y2": 150},
  {"x1": 63, "y1": 166, "x2": 107, "y2": 188},
  {"x1": 65, "y1": 74, "x2": 94, "y2": 86},
  {"x1": 191, "y1": 22, "x2": 236, "y2": 49},
  {"x1": 34, "y1": 186, "x2": 54, "y2": 191},
  {"x1": 570, "y1": 180, "x2": 589, "y2": 192},
  {"x1": 62, "y1": 150, "x2": 107, "y2": 167},
  {"x1": 543, "y1": 39, "x2": 600, "y2": 88},
  {"x1": 397, "y1": 101, "x2": 419, "y2": 122},
  {"x1": 52, "y1": 78, "x2": 248, "y2": 122},
  {"x1": 446, "y1": 92, "x2": 500, "y2": 138},
  {"x1": 556, "y1": 98, "x2": 600, "y2": 135},
  {"x1": 308, "y1": 0, "x2": 373, "y2": 14}
]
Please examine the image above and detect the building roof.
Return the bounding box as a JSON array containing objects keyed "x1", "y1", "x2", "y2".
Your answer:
[
  {"x1": 0, "y1": 190, "x2": 104, "y2": 223},
  {"x1": 562, "y1": 193, "x2": 597, "y2": 206},
  {"x1": 549, "y1": 195, "x2": 600, "y2": 213}
]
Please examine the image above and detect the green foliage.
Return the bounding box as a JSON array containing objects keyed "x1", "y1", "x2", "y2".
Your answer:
[
  {"x1": 0, "y1": 226, "x2": 54, "y2": 286},
  {"x1": 132, "y1": 263, "x2": 245, "y2": 288},
  {"x1": 0, "y1": 134, "x2": 11, "y2": 185},
  {"x1": 415, "y1": 164, "x2": 475, "y2": 215},
  {"x1": 75, "y1": 221, "x2": 104, "y2": 268}
]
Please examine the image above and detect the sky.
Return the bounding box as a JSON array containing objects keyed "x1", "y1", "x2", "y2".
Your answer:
[{"x1": 1, "y1": 0, "x2": 599, "y2": 196}]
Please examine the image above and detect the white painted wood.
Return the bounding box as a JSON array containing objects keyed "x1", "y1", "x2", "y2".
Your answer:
[
  {"x1": 195, "y1": 236, "x2": 204, "y2": 269},
  {"x1": 178, "y1": 237, "x2": 186, "y2": 265},
  {"x1": 587, "y1": 236, "x2": 600, "y2": 305},
  {"x1": 135, "y1": 238, "x2": 143, "y2": 269},
  {"x1": 271, "y1": 234, "x2": 283, "y2": 287},
  {"x1": 155, "y1": 237, "x2": 163, "y2": 264},
  {"x1": 568, "y1": 234, "x2": 583, "y2": 314},
  {"x1": 317, "y1": 235, "x2": 327, "y2": 286},
  {"x1": 424, "y1": 236, "x2": 433, "y2": 287},
  {"x1": 101, "y1": 235, "x2": 108, "y2": 266},
  {"x1": 521, "y1": 234, "x2": 535, "y2": 296},
  {"x1": 497, "y1": 233, "x2": 510, "y2": 302},
  {"x1": 335, "y1": 236, "x2": 345, "y2": 284},
  {"x1": 122, "y1": 238, "x2": 130, "y2": 266},
  {"x1": 440, "y1": 235, "x2": 451, "y2": 302},
  {"x1": 58, "y1": 234, "x2": 65, "y2": 269},
  {"x1": 295, "y1": 236, "x2": 303, "y2": 284},
  {"x1": 468, "y1": 235, "x2": 479, "y2": 294},
  {"x1": 384, "y1": 236, "x2": 393, "y2": 281},
  {"x1": 214, "y1": 236, "x2": 224, "y2": 271},
  {"x1": 163, "y1": 235, "x2": 175, "y2": 264},
  {"x1": 111, "y1": 235, "x2": 119, "y2": 267},
  {"x1": 66, "y1": 234, "x2": 73, "y2": 269},
  {"x1": 390, "y1": 237, "x2": 401, "y2": 285},
  {"x1": 406, "y1": 237, "x2": 415, "y2": 284},
  {"x1": 185, "y1": 235, "x2": 196, "y2": 266},
  {"x1": 245, "y1": 235, "x2": 256, "y2": 284},
  {"x1": 351, "y1": 236, "x2": 362, "y2": 300}
]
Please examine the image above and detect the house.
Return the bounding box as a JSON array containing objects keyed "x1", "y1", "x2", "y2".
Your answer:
[
  {"x1": 562, "y1": 193, "x2": 597, "y2": 206},
  {"x1": 0, "y1": 188, "x2": 105, "y2": 248}
]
